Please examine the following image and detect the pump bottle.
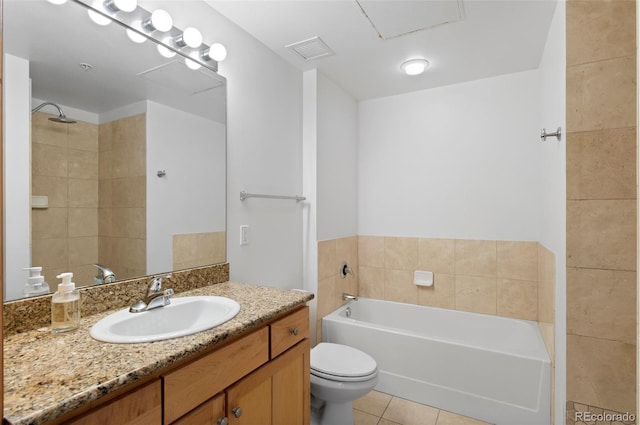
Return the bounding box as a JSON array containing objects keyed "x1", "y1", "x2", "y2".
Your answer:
[
  {"x1": 23, "y1": 267, "x2": 50, "y2": 297},
  {"x1": 51, "y1": 272, "x2": 80, "y2": 333}
]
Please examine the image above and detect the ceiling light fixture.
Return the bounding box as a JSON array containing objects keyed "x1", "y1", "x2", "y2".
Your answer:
[
  {"x1": 174, "y1": 27, "x2": 203, "y2": 48},
  {"x1": 143, "y1": 9, "x2": 173, "y2": 32},
  {"x1": 400, "y1": 58, "x2": 430, "y2": 76},
  {"x1": 88, "y1": 8, "x2": 112, "y2": 26},
  {"x1": 202, "y1": 43, "x2": 227, "y2": 62},
  {"x1": 47, "y1": 0, "x2": 68, "y2": 5},
  {"x1": 104, "y1": 0, "x2": 137, "y2": 13}
]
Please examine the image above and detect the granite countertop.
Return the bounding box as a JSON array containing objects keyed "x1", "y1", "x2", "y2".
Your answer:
[{"x1": 4, "y1": 281, "x2": 314, "y2": 425}]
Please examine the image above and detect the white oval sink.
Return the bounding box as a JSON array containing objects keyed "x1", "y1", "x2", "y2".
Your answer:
[{"x1": 90, "y1": 296, "x2": 240, "y2": 343}]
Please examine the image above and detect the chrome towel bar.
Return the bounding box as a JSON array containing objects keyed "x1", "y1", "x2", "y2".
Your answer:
[{"x1": 240, "y1": 191, "x2": 306, "y2": 202}]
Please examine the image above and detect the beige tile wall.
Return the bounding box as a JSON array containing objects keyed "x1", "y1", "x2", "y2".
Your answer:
[
  {"x1": 566, "y1": 0, "x2": 637, "y2": 417},
  {"x1": 98, "y1": 114, "x2": 146, "y2": 281},
  {"x1": 173, "y1": 231, "x2": 226, "y2": 271},
  {"x1": 316, "y1": 236, "x2": 358, "y2": 343},
  {"x1": 31, "y1": 112, "x2": 99, "y2": 286}
]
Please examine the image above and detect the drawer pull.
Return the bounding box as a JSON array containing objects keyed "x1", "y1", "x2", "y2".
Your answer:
[
  {"x1": 217, "y1": 418, "x2": 229, "y2": 425},
  {"x1": 290, "y1": 327, "x2": 299, "y2": 336},
  {"x1": 232, "y1": 407, "x2": 243, "y2": 418}
]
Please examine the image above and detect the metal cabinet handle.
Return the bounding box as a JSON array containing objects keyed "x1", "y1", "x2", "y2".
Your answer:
[
  {"x1": 217, "y1": 418, "x2": 229, "y2": 425},
  {"x1": 232, "y1": 407, "x2": 243, "y2": 418},
  {"x1": 290, "y1": 327, "x2": 299, "y2": 336}
]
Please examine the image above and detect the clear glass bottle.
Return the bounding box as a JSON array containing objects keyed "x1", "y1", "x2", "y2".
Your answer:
[{"x1": 51, "y1": 272, "x2": 80, "y2": 333}]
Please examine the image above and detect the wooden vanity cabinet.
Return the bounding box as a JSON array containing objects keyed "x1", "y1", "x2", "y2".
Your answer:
[{"x1": 165, "y1": 306, "x2": 310, "y2": 425}]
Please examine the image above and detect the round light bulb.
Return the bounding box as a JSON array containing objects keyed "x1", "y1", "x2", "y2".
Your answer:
[
  {"x1": 182, "y1": 27, "x2": 203, "y2": 48},
  {"x1": 47, "y1": 0, "x2": 68, "y2": 5},
  {"x1": 185, "y1": 58, "x2": 201, "y2": 70},
  {"x1": 126, "y1": 28, "x2": 146, "y2": 44},
  {"x1": 400, "y1": 59, "x2": 430, "y2": 76},
  {"x1": 157, "y1": 44, "x2": 176, "y2": 58},
  {"x1": 208, "y1": 43, "x2": 227, "y2": 61},
  {"x1": 88, "y1": 9, "x2": 111, "y2": 26},
  {"x1": 150, "y1": 9, "x2": 173, "y2": 32},
  {"x1": 112, "y1": 0, "x2": 137, "y2": 12}
]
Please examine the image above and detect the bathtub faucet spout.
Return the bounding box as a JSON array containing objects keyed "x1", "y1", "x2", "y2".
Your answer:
[{"x1": 342, "y1": 293, "x2": 358, "y2": 302}]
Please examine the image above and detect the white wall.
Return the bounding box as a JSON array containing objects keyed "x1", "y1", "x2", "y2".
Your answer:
[
  {"x1": 358, "y1": 70, "x2": 541, "y2": 241},
  {"x1": 538, "y1": 2, "x2": 566, "y2": 424},
  {"x1": 317, "y1": 73, "x2": 358, "y2": 241},
  {"x1": 4, "y1": 54, "x2": 31, "y2": 300},
  {"x1": 146, "y1": 100, "x2": 226, "y2": 274}
]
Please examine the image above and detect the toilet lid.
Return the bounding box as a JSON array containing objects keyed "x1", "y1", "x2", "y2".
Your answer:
[{"x1": 311, "y1": 343, "x2": 377, "y2": 378}]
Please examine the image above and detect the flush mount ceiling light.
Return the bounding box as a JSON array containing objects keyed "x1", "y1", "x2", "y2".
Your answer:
[
  {"x1": 143, "y1": 9, "x2": 173, "y2": 32},
  {"x1": 400, "y1": 58, "x2": 430, "y2": 76},
  {"x1": 174, "y1": 27, "x2": 203, "y2": 48},
  {"x1": 105, "y1": 0, "x2": 137, "y2": 13}
]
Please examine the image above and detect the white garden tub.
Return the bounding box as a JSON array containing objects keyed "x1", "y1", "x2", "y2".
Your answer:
[{"x1": 322, "y1": 298, "x2": 550, "y2": 425}]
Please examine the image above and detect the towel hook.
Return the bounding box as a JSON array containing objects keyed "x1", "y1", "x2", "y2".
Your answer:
[{"x1": 541, "y1": 127, "x2": 562, "y2": 142}]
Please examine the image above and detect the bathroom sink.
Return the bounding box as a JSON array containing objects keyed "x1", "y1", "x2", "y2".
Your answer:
[{"x1": 90, "y1": 296, "x2": 240, "y2": 343}]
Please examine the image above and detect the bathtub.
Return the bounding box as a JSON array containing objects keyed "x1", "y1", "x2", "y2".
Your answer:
[{"x1": 322, "y1": 298, "x2": 550, "y2": 425}]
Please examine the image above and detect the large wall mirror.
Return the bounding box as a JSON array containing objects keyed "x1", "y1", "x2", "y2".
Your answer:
[{"x1": 3, "y1": 0, "x2": 227, "y2": 301}]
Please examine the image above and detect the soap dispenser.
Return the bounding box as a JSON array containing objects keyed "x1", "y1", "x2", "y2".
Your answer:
[
  {"x1": 51, "y1": 272, "x2": 80, "y2": 333},
  {"x1": 23, "y1": 267, "x2": 50, "y2": 297}
]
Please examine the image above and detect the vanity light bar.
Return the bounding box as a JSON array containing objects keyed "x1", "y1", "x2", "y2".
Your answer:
[{"x1": 70, "y1": 0, "x2": 223, "y2": 72}]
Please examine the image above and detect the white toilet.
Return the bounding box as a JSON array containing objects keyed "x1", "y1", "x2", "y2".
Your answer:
[{"x1": 310, "y1": 342, "x2": 378, "y2": 425}]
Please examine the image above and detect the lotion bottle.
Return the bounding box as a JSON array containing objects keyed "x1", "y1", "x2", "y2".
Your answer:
[{"x1": 51, "y1": 272, "x2": 80, "y2": 333}]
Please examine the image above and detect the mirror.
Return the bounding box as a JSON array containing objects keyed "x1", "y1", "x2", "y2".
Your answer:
[{"x1": 3, "y1": 0, "x2": 227, "y2": 301}]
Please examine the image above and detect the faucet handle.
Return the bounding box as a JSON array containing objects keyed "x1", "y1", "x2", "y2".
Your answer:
[{"x1": 147, "y1": 273, "x2": 172, "y2": 294}]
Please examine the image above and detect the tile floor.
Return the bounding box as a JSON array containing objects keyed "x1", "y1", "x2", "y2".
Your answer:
[{"x1": 353, "y1": 391, "x2": 493, "y2": 425}]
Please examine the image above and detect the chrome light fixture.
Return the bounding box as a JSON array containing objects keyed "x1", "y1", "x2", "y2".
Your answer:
[
  {"x1": 143, "y1": 9, "x2": 173, "y2": 32},
  {"x1": 202, "y1": 43, "x2": 227, "y2": 62},
  {"x1": 104, "y1": 0, "x2": 137, "y2": 13},
  {"x1": 174, "y1": 27, "x2": 203, "y2": 48}
]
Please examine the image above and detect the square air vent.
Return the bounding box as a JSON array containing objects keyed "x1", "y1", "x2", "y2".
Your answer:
[{"x1": 286, "y1": 36, "x2": 335, "y2": 61}]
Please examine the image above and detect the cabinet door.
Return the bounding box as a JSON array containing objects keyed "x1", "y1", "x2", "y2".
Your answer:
[
  {"x1": 173, "y1": 393, "x2": 226, "y2": 425},
  {"x1": 272, "y1": 339, "x2": 310, "y2": 425},
  {"x1": 226, "y1": 367, "x2": 272, "y2": 425},
  {"x1": 69, "y1": 380, "x2": 161, "y2": 425}
]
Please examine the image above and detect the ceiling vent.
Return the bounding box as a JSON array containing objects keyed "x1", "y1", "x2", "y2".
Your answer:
[{"x1": 286, "y1": 36, "x2": 335, "y2": 61}]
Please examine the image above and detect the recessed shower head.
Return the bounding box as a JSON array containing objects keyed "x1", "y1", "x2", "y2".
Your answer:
[{"x1": 31, "y1": 101, "x2": 77, "y2": 124}]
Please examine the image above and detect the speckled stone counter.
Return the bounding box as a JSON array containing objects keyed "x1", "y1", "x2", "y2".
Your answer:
[{"x1": 4, "y1": 281, "x2": 314, "y2": 425}]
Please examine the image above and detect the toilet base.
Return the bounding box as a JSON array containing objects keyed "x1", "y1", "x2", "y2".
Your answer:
[{"x1": 310, "y1": 397, "x2": 353, "y2": 425}]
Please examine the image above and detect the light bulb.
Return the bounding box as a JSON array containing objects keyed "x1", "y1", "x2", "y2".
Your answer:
[
  {"x1": 88, "y1": 9, "x2": 111, "y2": 26},
  {"x1": 400, "y1": 59, "x2": 430, "y2": 76},
  {"x1": 47, "y1": 0, "x2": 68, "y2": 5},
  {"x1": 106, "y1": 0, "x2": 137, "y2": 12},
  {"x1": 207, "y1": 43, "x2": 227, "y2": 62},
  {"x1": 157, "y1": 44, "x2": 176, "y2": 58},
  {"x1": 144, "y1": 9, "x2": 173, "y2": 32},
  {"x1": 185, "y1": 58, "x2": 201, "y2": 70},
  {"x1": 127, "y1": 28, "x2": 146, "y2": 44},
  {"x1": 179, "y1": 27, "x2": 202, "y2": 48}
]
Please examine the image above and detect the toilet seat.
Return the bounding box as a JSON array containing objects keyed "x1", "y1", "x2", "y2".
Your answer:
[{"x1": 311, "y1": 343, "x2": 377, "y2": 382}]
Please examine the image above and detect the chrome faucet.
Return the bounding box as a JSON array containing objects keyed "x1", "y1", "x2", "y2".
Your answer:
[
  {"x1": 340, "y1": 262, "x2": 354, "y2": 279},
  {"x1": 129, "y1": 274, "x2": 174, "y2": 313},
  {"x1": 93, "y1": 264, "x2": 116, "y2": 285},
  {"x1": 342, "y1": 293, "x2": 358, "y2": 302}
]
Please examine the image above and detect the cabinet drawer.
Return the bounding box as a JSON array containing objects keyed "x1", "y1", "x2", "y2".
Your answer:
[
  {"x1": 270, "y1": 307, "x2": 309, "y2": 358},
  {"x1": 163, "y1": 327, "x2": 269, "y2": 424},
  {"x1": 172, "y1": 393, "x2": 225, "y2": 425}
]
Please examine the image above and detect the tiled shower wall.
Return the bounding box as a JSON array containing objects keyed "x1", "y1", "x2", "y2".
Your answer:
[
  {"x1": 31, "y1": 112, "x2": 99, "y2": 286},
  {"x1": 566, "y1": 0, "x2": 637, "y2": 419},
  {"x1": 98, "y1": 113, "x2": 147, "y2": 281}
]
